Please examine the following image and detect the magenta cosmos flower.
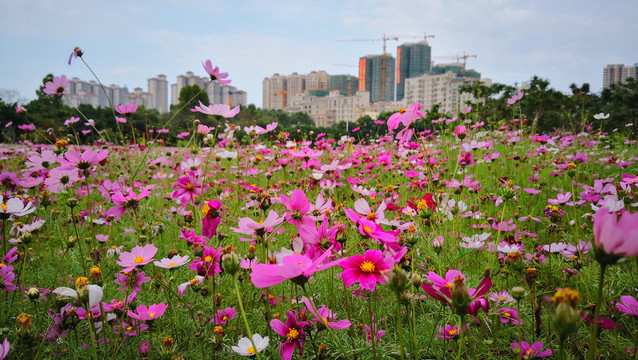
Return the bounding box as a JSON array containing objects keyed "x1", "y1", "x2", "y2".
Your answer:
[
  {"x1": 339, "y1": 249, "x2": 391, "y2": 292},
  {"x1": 43, "y1": 75, "x2": 69, "y2": 96},
  {"x1": 280, "y1": 189, "x2": 313, "y2": 227},
  {"x1": 211, "y1": 307, "x2": 237, "y2": 325},
  {"x1": 202, "y1": 60, "x2": 231, "y2": 85},
  {"x1": 172, "y1": 172, "x2": 205, "y2": 205},
  {"x1": 270, "y1": 311, "x2": 308, "y2": 360},
  {"x1": 593, "y1": 206, "x2": 638, "y2": 264},
  {"x1": 68, "y1": 47, "x2": 83, "y2": 65},
  {"x1": 616, "y1": 295, "x2": 638, "y2": 317},
  {"x1": 436, "y1": 323, "x2": 469, "y2": 339},
  {"x1": 202, "y1": 200, "x2": 222, "y2": 239},
  {"x1": 128, "y1": 303, "x2": 168, "y2": 321},
  {"x1": 510, "y1": 341, "x2": 552, "y2": 358},
  {"x1": 189, "y1": 244, "x2": 223, "y2": 278},
  {"x1": 422, "y1": 269, "x2": 492, "y2": 315},
  {"x1": 191, "y1": 101, "x2": 240, "y2": 118},
  {"x1": 301, "y1": 296, "x2": 351, "y2": 330},
  {"x1": 232, "y1": 210, "x2": 285, "y2": 239},
  {"x1": 250, "y1": 246, "x2": 344, "y2": 288},
  {"x1": 116, "y1": 244, "x2": 158, "y2": 272}
]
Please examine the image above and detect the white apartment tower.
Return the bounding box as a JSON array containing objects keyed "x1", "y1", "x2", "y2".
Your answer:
[{"x1": 404, "y1": 71, "x2": 488, "y2": 114}]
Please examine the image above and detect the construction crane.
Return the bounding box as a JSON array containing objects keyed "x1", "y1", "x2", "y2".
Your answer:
[
  {"x1": 274, "y1": 86, "x2": 329, "y2": 110},
  {"x1": 337, "y1": 33, "x2": 434, "y2": 101},
  {"x1": 330, "y1": 64, "x2": 358, "y2": 96},
  {"x1": 433, "y1": 52, "x2": 477, "y2": 76}
]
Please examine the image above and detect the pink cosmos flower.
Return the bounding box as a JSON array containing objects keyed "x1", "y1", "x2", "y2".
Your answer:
[
  {"x1": 301, "y1": 296, "x2": 351, "y2": 329},
  {"x1": 191, "y1": 101, "x2": 240, "y2": 118},
  {"x1": 453, "y1": 125, "x2": 467, "y2": 139},
  {"x1": 17, "y1": 124, "x2": 35, "y2": 131},
  {"x1": 15, "y1": 105, "x2": 26, "y2": 114},
  {"x1": 510, "y1": 341, "x2": 552, "y2": 358},
  {"x1": 436, "y1": 323, "x2": 469, "y2": 339},
  {"x1": 64, "y1": 116, "x2": 80, "y2": 126},
  {"x1": 196, "y1": 124, "x2": 211, "y2": 135},
  {"x1": 114, "y1": 270, "x2": 150, "y2": 292},
  {"x1": 171, "y1": 172, "x2": 206, "y2": 205},
  {"x1": 43, "y1": 75, "x2": 69, "y2": 96},
  {"x1": 202, "y1": 200, "x2": 222, "y2": 239},
  {"x1": 116, "y1": 244, "x2": 158, "y2": 272},
  {"x1": 231, "y1": 210, "x2": 285, "y2": 238},
  {"x1": 548, "y1": 192, "x2": 572, "y2": 205},
  {"x1": 189, "y1": 245, "x2": 223, "y2": 278},
  {"x1": 211, "y1": 307, "x2": 237, "y2": 325},
  {"x1": 68, "y1": 47, "x2": 83, "y2": 65},
  {"x1": 356, "y1": 219, "x2": 400, "y2": 251},
  {"x1": 115, "y1": 103, "x2": 138, "y2": 115},
  {"x1": 507, "y1": 91, "x2": 524, "y2": 107},
  {"x1": 0, "y1": 266, "x2": 18, "y2": 292},
  {"x1": 593, "y1": 206, "x2": 638, "y2": 262},
  {"x1": 202, "y1": 60, "x2": 231, "y2": 85},
  {"x1": 0, "y1": 195, "x2": 36, "y2": 219},
  {"x1": 59, "y1": 149, "x2": 108, "y2": 173},
  {"x1": 154, "y1": 255, "x2": 190, "y2": 269},
  {"x1": 298, "y1": 216, "x2": 341, "y2": 261},
  {"x1": 497, "y1": 307, "x2": 521, "y2": 325},
  {"x1": 617, "y1": 295, "x2": 638, "y2": 317},
  {"x1": 44, "y1": 167, "x2": 79, "y2": 193},
  {"x1": 105, "y1": 187, "x2": 151, "y2": 221},
  {"x1": 365, "y1": 323, "x2": 385, "y2": 342},
  {"x1": 250, "y1": 246, "x2": 344, "y2": 288},
  {"x1": 353, "y1": 198, "x2": 388, "y2": 225},
  {"x1": 421, "y1": 270, "x2": 492, "y2": 315},
  {"x1": 339, "y1": 249, "x2": 391, "y2": 291},
  {"x1": 127, "y1": 303, "x2": 168, "y2": 321},
  {"x1": 25, "y1": 150, "x2": 58, "y2": 171},
  {"x1": 270, "y1": 311, "x2": 308, "y2": 360},
  {"x1": 280, "y1": 189, "x2": 313, "y2": 227}
]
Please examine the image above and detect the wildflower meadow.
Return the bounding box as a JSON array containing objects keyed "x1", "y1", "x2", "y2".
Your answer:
[{"x1": 1, "y1": 49, "x2": 638, "y2": 360}]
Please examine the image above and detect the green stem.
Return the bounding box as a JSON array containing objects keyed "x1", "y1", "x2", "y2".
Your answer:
[
  {"x1": 586, "y1": 264, "x2": 607, "y2": 360},
  {"x1": 86, "y1": 306, "x2": 100, "y2": 360},
  {"x1": 397, "y1": 298, "x2": 406, "y2": 360},
  {"x1": 302, "y1": 287, "x2": 351, "y2": 360},
  {"x1": 456, "y1": 314, "x2": 466, "y2": 360},
  {"x1": 368, "y1": 295, "x2": 378, "y2": 360},
  {"x1": 233, "y1": 276, "x2": 261, "y2": 360}
]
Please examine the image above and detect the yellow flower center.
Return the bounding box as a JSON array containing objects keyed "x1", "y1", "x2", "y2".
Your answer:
[
  {"x1": 204, "y1": 255, "x2": 213, "y2": 262},
  {"x1": 202, "y1": 203, "x2": 210, "y2": 216},
  {"x1": 149, "y1": 312, "x2": 155, "y2": 319},
  {"x1": 75, "y1": 276, "x2": 89, "y2": 289},
  {"x1": 168, "y1": 263, "x2": 176, "y2": 267},
  {"x1": 416, "y1": 199, "x2": 429, "y2": 210},
  {"x1": 133, "y1": 256, "x2": 145, "y2": 264},
  {"x1": 362, "y1": 225, "x2": 373, "y2": 234},
  {"x1": 447, "y1": 329, "x2": 458, "y2": 336},
  {"x1": 0, "y1": 203, "x2": 6, "y2": 212},
  {"x1": 185, "y1": 183, "x2": 194, "y2": 191},
  {"x1": 247, "y1": 346, "x2": 255, "y2": 354},
  {"x1": 399, "y1": 107, "x2": 406, "y2": 114},
  {"x1": 359, "y1": 261, "x2": 375, "y2": 273},
  {"x1": 287, "y1": 328, "x2": 300, "y2": 340},
  {"x1": 366, "y1": 212, "x2": 376, "y2": 220}
]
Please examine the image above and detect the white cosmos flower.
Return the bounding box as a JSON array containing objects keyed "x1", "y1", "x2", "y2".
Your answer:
[
  {"x1": 52, "y1": 284, "x2": 103, "y2": 308},
  {"x1": 0, "y1": 195, "x2": 36, "y2": 218},
  {"x1": 593, "y1": 113, "x2": 610, "y2": 120},
  {"x1": 232, "y1": 334, "x2": 269, "y2": 356}
]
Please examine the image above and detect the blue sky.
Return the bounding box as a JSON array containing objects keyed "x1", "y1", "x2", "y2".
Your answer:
[{"x1": 1, "y1": 0, "x2": 637, "y2": 107}]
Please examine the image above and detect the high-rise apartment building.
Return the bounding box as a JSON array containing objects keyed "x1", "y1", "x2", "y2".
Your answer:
[
  {"x1": 285, "y1": 90, "x2": 370, "y2": 127},
  {"x1": 330, "y1": 75, "x2": 359, "y2": 96},
  {"x1": 404, "y1": 71, "x2": 488, "y2": 114},
  {"x1": 358, "y1": 54, "x2": 395, "y2": 102},
  {"x1": 262, "y1": 71, "x2": 330, "y2": 110},
  {"x1": 148, "y1": 75, "x2": 168, "y2": 114},
  {"x1": 170, "y1": 72, "x2": 247, "y2": 108},
  {"x1": 64, "y1": 78, "x2": 129, "y2": 109},
  {"x1": 396, "y1": 41, "x2": 432, "y2": 101},
  {"x1": 603, "y1": 63, "x2": 638, "y2": 89}
]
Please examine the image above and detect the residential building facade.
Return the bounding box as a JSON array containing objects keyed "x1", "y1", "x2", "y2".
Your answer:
[
  {"x1": 396, "y1": 41, "x2": 432, "y2": 101},
  {"x1": 358, "y1": 54, "x2": 395, "y2": 102},
  {"x1": 404, "y1": 71, "x2": 489, "y2": 114},
  {"x1": 603, "y1": 63, "x2": 638, "y2": 89}
]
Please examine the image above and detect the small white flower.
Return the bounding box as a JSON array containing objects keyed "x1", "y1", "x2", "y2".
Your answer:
[
  {"x1": 232, "y1": 334, "x2": 269, "y2": 356},
  {"x1": 593, "y1": 113, "x2": 610, "y2": 120}
]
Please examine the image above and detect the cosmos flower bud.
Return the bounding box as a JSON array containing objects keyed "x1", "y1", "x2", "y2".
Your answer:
[
  {"x1": 451, "y1": 275, "x2": 471, "y2": 314},
  {"x1": 386, "y1": 265, "x2": 410, "y2": 295},
  {"x1": 511, "y1": 286, "x2": 526, "y2": 301},
  {"x1": 551, "y1": 288, "x2": 581, "y2": 337},
  {"x1": 27, "y1": 287, "x2": 40, "y2": 301},
  {"x1": 75, "y1": 277, "x2": 90, "y2": 303},
  {"x1": 222, "y1": 252, "x2": 240, "y2": 276},
  {"x1": 139, "y1": 342, "x2": 150, "y2": 356},
  {"x1": 66, "y1": 197, "x2": 80, "y2": 208}
]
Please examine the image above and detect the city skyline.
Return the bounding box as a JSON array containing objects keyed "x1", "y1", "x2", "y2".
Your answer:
[{"x1": 1, "y1": 0, "x2": 637, "y2": 108}]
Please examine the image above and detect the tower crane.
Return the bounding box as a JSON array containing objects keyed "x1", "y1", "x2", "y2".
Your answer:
[
  {"x1": 337, "y1": 33, "x2": 434, "y2": 101},
  {"x1": 433, "y1": 52, "x2": 477, "y2": 76}
]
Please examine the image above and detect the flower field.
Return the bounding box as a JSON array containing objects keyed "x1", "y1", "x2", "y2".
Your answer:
[{"x1": 1, "y1": 57, "x2": 638, "y2": 360}]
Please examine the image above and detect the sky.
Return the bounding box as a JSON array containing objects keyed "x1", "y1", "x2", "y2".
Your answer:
[{"x1": 1, "y1": 0, "x2": 637, "y2": 108}]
